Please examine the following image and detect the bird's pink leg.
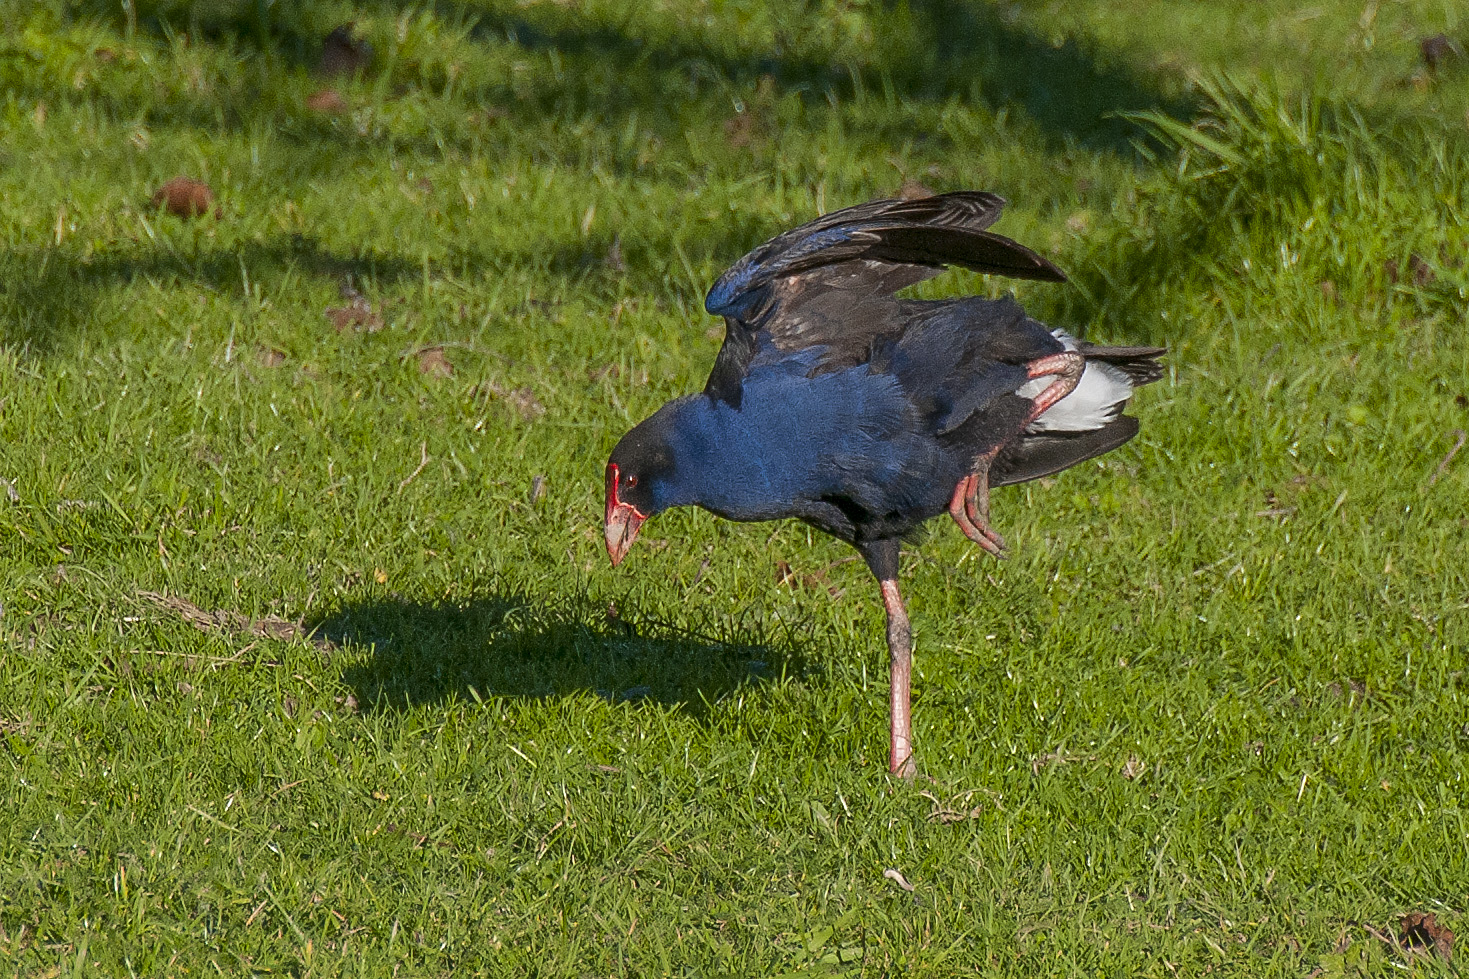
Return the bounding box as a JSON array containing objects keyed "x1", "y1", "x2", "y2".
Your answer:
[
  {"x1": 948, "y1": 352, "x2": 1085, "y2": 558},
  {"x1": 881, "y1": 578, "x2": 916, "y2": 780},
  {"x1": 963, "y1": 463, "x2": 1000, "y2": 549},
  {"x1": 1023, "y1": 351, "x2": 1085, "y2": 419},
  {"x1": 948, "y1": 469, "x2": 1005, "y2": 557}
]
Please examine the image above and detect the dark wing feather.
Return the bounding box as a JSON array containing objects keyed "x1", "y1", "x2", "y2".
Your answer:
[
  {"x1": 705, "y1": 192, "x2": 1061, "y2": 318},
  {"x1": 702, "y1": 192, "x2": 1066, "y2": 406}
]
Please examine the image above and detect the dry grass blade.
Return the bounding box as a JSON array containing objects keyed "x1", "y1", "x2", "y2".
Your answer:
[
  {"x1": 136, "y1": 591, "x2": 330, "y2": 650},
  {"x1": 398, "y1": 442, "x2": 430, "y2": 491}
]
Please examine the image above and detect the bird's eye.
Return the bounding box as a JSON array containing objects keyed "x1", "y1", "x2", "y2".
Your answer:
[{"x1": 626, "y1": 475, "x2": 638, "y2": 488}]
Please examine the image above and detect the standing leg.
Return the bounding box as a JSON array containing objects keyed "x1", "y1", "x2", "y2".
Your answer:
[{"x1": 880, "y1": 578, "x2": 916, "y2": 780}]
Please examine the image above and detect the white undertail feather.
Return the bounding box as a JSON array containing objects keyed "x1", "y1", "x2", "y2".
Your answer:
[{"x1": 1019, "y1": 330, "x2": 1134, "y2": 433}]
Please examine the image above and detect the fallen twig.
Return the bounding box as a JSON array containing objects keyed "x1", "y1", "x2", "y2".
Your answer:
[
  {"x1": 1428, "y1": 429, "x2": 1466, "y2": 487},
  {"x1": 398, "y1": 441, "x2": 430, "y2": 492},
  {"x1": 136, "y1": 591, "x2": 331, "y2": 651}
]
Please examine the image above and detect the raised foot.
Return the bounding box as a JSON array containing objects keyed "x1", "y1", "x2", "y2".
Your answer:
[{"x1": 948, "y1": 473, "x2": 1006, "y2": 558}]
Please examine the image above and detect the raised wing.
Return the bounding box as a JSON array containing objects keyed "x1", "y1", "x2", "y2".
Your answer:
[{"x1": 702, "y1": 192, "x2": 1065, "y2": 407}]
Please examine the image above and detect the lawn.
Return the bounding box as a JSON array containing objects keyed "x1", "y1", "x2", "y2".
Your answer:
[{"x1": 1, "y1": 1, "x2": 1467, "y2": 975}]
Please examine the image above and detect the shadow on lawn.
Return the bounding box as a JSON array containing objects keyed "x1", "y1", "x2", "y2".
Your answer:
[
  {"x1": 0, "y1": 234, "x2": 422, "y2": 353},
  {"x1": 67, "y1": 0, "x2": 1194, "y2": 156},
  {"x1": 0, "y1": 229, "x2": 652, "y2": 353},
  {"x1": 319, "y1": 591, "x2": 810, "y2": 717}
]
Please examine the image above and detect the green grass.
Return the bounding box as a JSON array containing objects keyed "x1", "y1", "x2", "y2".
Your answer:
[{"x1": 2, "y1": 1, "x2": 1468, "y2": 975}]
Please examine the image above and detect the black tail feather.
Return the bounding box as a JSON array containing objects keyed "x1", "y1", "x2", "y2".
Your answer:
[
  {"x1": 991, "y1": 415, "x2": 1140, "y2": 488},
  {"x1": 1077, "y1": 343, "x2": 1167, "y2": 386}
]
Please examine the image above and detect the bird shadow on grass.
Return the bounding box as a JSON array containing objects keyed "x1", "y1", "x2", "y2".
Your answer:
[
  {"x1": 0, "y1": 234, "x2": 420, "y2": 354},
  {"x1": 319, "y1": 591, "x2": 813, "y2": 720},
  {"x1": 0, "y1": 231, "x2": 642, "y2": 355}
]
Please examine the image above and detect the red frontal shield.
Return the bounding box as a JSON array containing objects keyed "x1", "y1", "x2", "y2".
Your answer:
[{"x1": 603, "y1": 463, "x2": 647, "y2": 566}]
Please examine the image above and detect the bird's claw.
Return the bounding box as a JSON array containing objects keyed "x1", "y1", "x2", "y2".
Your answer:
[{"x1": 948, "y1": 473, "x2": 1006, "y2": 559}]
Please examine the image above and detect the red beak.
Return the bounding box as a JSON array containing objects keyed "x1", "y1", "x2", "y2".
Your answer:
[{"x1": 604, "y1": 463, "x2": 647, "y2": 567}]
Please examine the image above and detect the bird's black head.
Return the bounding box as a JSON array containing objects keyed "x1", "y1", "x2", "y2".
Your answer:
[{"x1": 604, "y1": 412, "x2": 681, "y2": 567}]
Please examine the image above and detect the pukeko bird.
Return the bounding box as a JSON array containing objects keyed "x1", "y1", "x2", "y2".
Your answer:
[{"x1": 604, "y1": 191, "x2": 1164, "y2": 778}]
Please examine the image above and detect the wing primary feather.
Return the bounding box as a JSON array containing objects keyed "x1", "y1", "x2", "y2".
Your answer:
[
  {"x1": 705, "y1": 192, "x2": 1056, "y2": 318},
  {"x1": 701, "y1": 192, "x2": 1069, "y2": 407}
]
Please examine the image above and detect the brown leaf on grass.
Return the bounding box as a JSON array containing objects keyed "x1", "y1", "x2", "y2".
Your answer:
[
  {"x1": 774, "y1": 560, "x2": 794, "y2": 585},
  {"x1": 257, "y1": 345, "x2": 286, "y2": 368},
  {"x1": 723, "y1": 111, "x2": 762, "y2": 149},
  {"x1": 1121, "y1": 755, "x2": 1146, "y2": 780},
  {"x1": 305, "y1": 88, "x2": 349, "y2": 114},
  {"x1": 897, "y1": 179, "x2": 935, "y2": 200},
  {"x1": 1408, "y1": 253, "x2": 1435, "y2": 287},
  {"x1": 1422, "y1": 34, "x2": 1465, "y2": 72},
  {"x1": 325, "y1": 297, "x2": 383, "y2": 333},
  {"x1": 478, "y1": 379, "x2": 545, "y2": 420},
  {"x1": 1326, "y1": 678, "x2": 1367, "y2": 700},
  {"x1": 137, "y1": 590, "x2": 332, "y2": 651},
  {"x1": 1384, "y1": 253, "x2": 1434, "y2": 287},
  {"x1": 1400, "y1": 913, "x2": 1454, "y2": 961},
  {"x1": 94, "y1": 47, "x2": 117, "y2": 64},
  {"x1": 1319, "y1": 279, "x2": 1339, "y2": 305},
  {"x1": 1030, "y1": 751, "x2": 1096, "y2": 775},
  {"x1": 151, "y1": 176, "x2": 215, "y2": 219},
  {"x1": 467, "y1": 106, "x2": 508, "y2": 128},
  {"x1": 417, "y1": 346, "x2": 454, "y2": 378},
  {"x1": 318, "y1": 24, "x2": 374, "y2": 78},
  {"x1": 528, "y1": 474, "x2": 547, "y2": 504}
]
